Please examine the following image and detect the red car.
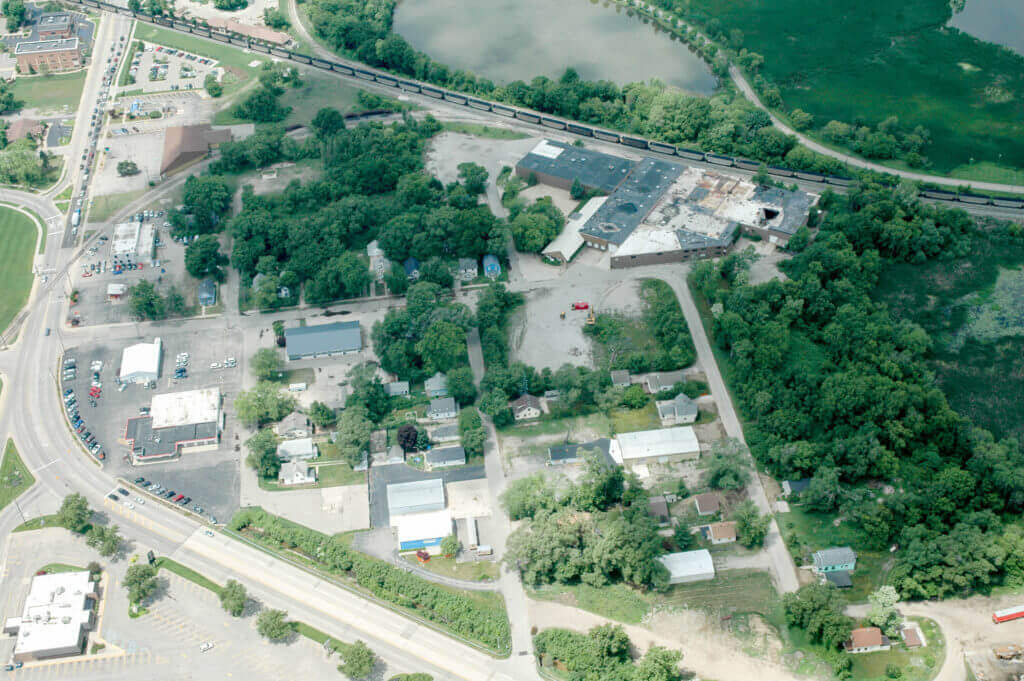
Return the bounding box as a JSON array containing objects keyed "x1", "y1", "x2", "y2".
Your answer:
[{"x1": 571, "y1": 302, "x2": 589, "y2": 310}]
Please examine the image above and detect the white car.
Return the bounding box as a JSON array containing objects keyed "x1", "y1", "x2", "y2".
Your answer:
[
  {"x1": 210, "y1": 362, "x2": 220, "y2": 369},
  {"x1": 199, "y1": 642, "x2": 214, "y2": 653},
  {"x1": 135, "y1": 497, "x2": 145, "y2": 504},
  {"x1": 126, "y1": 503, "x2": 135, "y2": 510}
]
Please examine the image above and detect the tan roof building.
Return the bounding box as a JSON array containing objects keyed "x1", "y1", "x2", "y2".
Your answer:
[
  {"x1": 161, "y1": 124, "x2": 231, "y2": 176},
  {"x1": 845, "y1": 627, "x2": 891, "y2": 654},
  {"x1": 694, "y1": 492, "x2": 721, "y2": 516},
  {"x1": 706, "y1": 521, "x2": 737, "y2": 544},
  {"x1": 5, "y1": 118, "x2": 43, "y2": 143}
]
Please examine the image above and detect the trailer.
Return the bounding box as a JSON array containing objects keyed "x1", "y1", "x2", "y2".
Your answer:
[
  {"x1": 331, "y1": 63, "x2": 355, "y2": 76},
  {"x1": 420, "y1": 86, "x2": 444, "y2": 99},
  {"x1": 72, "y1": 209, "x2": 81, "y2": 228},
  {"x1": 541, "y1": 117, "x2": 567, "y2": 130},
  {"x1": 649, "y1": 141, "x2": 677, "y2": 156},
  {"x1": 311, "y1": 58, "x2": 333, "y2": 71},
  {"x1": 466, "y1": 517, "x2": 479, "y2": 551},
  {"x1": 515, "y1": 111, "x2": 541, "y2": 124},
  {"x1": 993, "y1": 606, "x2": 1024, "y2": 624},
  {"x1": 706, "y1": 154, "x2": 735, "y2": 167},
  {"x1": 376, "y1": 74, "x2": 399, "y2": 87},
  {"x1": 593, "y1": 129, "x2": 620, "y2": 143},
  {"x1": 492, "y1": 104, "x2": 516, "y2": 118},
  {"x1": 566, "y1": 123, "x2": 593, "y2": 137},
  {"x1": 621, "y1": 135, "x2": 649, "y2": 150}
]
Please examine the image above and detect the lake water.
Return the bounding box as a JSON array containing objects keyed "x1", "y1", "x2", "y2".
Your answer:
[
  {"x1": 392, "y1": 0, "x2": 718, "y2": 95},
  {"x1": 949, "y1": 0, "x2": 1024, "y2": 56}
]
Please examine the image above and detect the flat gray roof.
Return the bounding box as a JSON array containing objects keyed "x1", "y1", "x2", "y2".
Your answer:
[
  {"x1": 285, "y1": 321, "x2": 361, "y2": 359},
  {"x1": 387, "y1": 478, "x2": 446, "y2": 517},
  {"x1": 580, "y1": 157, "x2": 685, "y2": 246},
  {"x1": 516, "y1": 140, "x2": 636, "y2": 193},
  {"x1": 15, "y1": 37, "x2": 78, "y2": 54}
]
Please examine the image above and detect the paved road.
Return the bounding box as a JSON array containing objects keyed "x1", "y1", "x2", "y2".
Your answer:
[{"x1": 729, "y1": 65, "x2": 1024, "y2": 195}]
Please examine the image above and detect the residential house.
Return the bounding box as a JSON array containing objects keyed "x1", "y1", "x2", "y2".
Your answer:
[
  {"x1": 425, "y1": 445, "x2": 466, "y2": 470},
  {"x1": 901, "y1": 626, "x2": 924, "y2": 649},
  {"x1": 648, "y1": 496, "x2": 671, "y2": 525},
  {"x1": 274, "y1": 411, "x2": 309, "y2": 439},
  {"x1": 644, "y1": 370, "x2": 686, "y2": 394},
  {"x1": 427, "y1": 397, "x2": 458, "y2": 421},
  {"x1": 385, "y1": 381, "x2": 410, "y2": 397},
  {"x1": 812, "y1": 547, "x2": 857, "y2": 574},
  {"x1": 824, "y1": 571, "x2": 853, "y2": 589},
  {"x1": 694, "y1": 492, "x2": 721, "y2": 517},
  {"x1": 403, "y1": 257, "x2": 420, "y2": 280},
  {"x1": 197, "y1": 277, "x2": 217, "y2": 306},
  {"x1": 510, "y1": 394, "x2": 542, "y2": 421},
  {"x1": 548, "y1": 439, "x2": 616, "y2": 467},
  {"x1": 610, "y1": 370, "x2": 631, "y2": 388},
  {"x1": 658, "y1": 550, "x2": 714, "y2": 584},
  {"x1": 543, "y1": 390, "x2": 561, "y2": 402},
  {"x1": 428, "y1": 423, "x2": 460, "y2": 443},
  {"x1": 656, "y1": 393, "x2": 699, "y2": 425},
  {"x1": 781, "y1": 479, "x2": 811, "y2": 497},
  {"x1": 367, "y1": 240, "x2": 390, "y2": 281},
  {"x1": 703, "y1": 521, "x2": 737, "y2": 545},
  {"x1": 276, "y1": 438, "x2": 318, "y2": 461},
  {"x1": 482, "y1": 254, "x2": 501, "y2": 279},
  {"x1": 425, "y1": 372, "x2": 448, "y2": 398},
  {"x1": 458, "y1": 258, "x2": 478, "y2": 281},
  {"x1": 845, "y1": 627, "x2": 891, "y2": 654},
  {"x1": 278, "y1": 460, "x2": 316, "y2": 486}
]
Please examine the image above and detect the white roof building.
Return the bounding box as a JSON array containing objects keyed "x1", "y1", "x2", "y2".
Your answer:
[
  {"x1": 395, "y1": 508, "x2": 453, "y2": 553},
  {"x1": 387, "y1": 478, "x2": 445, "y2": 519},
  {"x1": 542, "y1": 196, "x2": 605, "y2": 263},
  {"x1": 276, "y1": 437, "x2": 318, "y2": 461},
  {"x1": 658, "y1": 550, "x2": 715, "y2": 584},
  {"x1": 4, "y1": 571, "x2": 97, "y2": 662},
  {"x1": 111, "y1": 222, "x2": 140, "y2": 258},
  {"x1": 150, "y1": 386, "x2": 221, "y2": 428},
  {"x1": 278, "y1": 460, "x2": 316, "y2": 486},
  {"x1": 119, "y1": 338, "x2": 162, "y2": 384},
  {"x1": 613, "y1": 426, "x2": 700, "y2": 466}
]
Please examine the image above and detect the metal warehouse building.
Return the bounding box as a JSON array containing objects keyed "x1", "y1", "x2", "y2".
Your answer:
[
  {"x1": 395, "y1": 509, "x2": 453, "y2": 553},
  {"x1": 284, "y1": 321, "x2": 362, "y2": 361},
  {"x1": 119, "y1": 338, "x2": 162, "y2": 384},
  {"x1": 387, "y1": 478, "x2": 446, "y2": 518}
]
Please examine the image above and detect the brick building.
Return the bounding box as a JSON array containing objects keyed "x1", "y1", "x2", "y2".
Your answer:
[
  {"x1": 36, "y1": 13, "x2": 75, "y2": 39},
  {"x1": 15, "y1": 38, "x2": 81, "y2": 73}
]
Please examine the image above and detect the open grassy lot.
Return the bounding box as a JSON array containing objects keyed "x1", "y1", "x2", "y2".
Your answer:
[
  {"x1": 682, "y1": 0, "x2": 1024, "y2": 174},
  {"x1": 441, "y1": 121, "x2": 530, "y2": 140},
  {"x1": 873, "y1": 233, "x2": 1024, "y2": 442},
  {"x1": 11, "y1": 71, "x2": 87, "y2": 110},
  {"x1": 0, "y1": 207, "x2": 39, "y2": 334},
  {"x1": 609, "y1": 403, "x2": 661, "y2": 433},
  {"x1": 848, "y1": 617, "x2": 944, "y2": 681},
  {"x1": 88, "y1": 189, "x2": 147, "y2": 223},
  {"x1": 401, "y1": 554, "x2": 499, "y2": 583},
  {"x1": 0, "y1": 439, "x2": 35, "y2": 513},
  {"x1": 661, "y1": 569, "x2": 776, "y2": 615},
  {"x1": 528, "y1": 583, "x2": 651, "y2": 624},
  {"x1": 312, "y1": 461, "x2": 365, "y2": 487}
]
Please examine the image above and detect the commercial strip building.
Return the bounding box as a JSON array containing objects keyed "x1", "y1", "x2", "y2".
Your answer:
[
  {"x1": 386, "y1": 479, "x2": 454, "y2": 553},
  {"x1": 658, "y1": 549, "x2": 715, "y2": 584},
  {"x1": 284, "y1": 321, "x2": 362, "y2": 360},
  {"x1": 118, "y1": 338, "x2": 162, "y2": 384},
  {"x1": 111, "y1": 220, "x2": 156, "y2": 263},
  {"x1": 3, "y1": 571, "x2": 97, "y2": 663},
  {"x1": 611, "y1": 426, "x2": 701, "y2": 467},
  {"x1": 123, "y1": 387, "x2": 222, "y2": 462},
  {"x1": 515, "y1": 140, "x2": 816, "y2": 267}
]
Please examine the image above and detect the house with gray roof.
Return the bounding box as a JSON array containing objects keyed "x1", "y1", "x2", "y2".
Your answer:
[
  {"x1": 385, "y1": 381, "x2": 410, "y2": 397},
  {"x1": 548, "y1": 439, "x2": 615, "y2": 467},
  {"x1": 645, "y1": 370, "x2": 686, "y2": 394},
  {"x1": 284, "y1": 321, "x2": 362, "y2": 360},
  {"x1": 425, "y1": 445, "x2": 466, "y2": 470},
  {"x1": 429, "y1": 423, "x2": 460, "y2": 443},
  {"x1": 812, "y1": 547, "x2": 857, "y2": 573},
  {"x1": 424, "y1": 372, "x2": 448, "y2": 398},
  {"x1": 610, "y1": 370, "x2": 631, "y2": 388},
  {"x1": 427, "y1": 397, "x2": 458, "y2": 421},
  {"x1": 276, "y1": 437, "x2": 318, "y2": 461},
  {"x1": 657, "y1": 393, "x2": 699, "y2": 425},
  {"x1": 458, "y1": 258, "x2": 478, "y2": 281}
]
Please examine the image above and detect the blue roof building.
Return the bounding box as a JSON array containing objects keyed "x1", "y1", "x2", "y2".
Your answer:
[
  {"x1": 197, "y1": 277, "x2": 217, "y2": 306},
  {"x1": 483, "y1": 254, "x2": 501, "y2": 279}
]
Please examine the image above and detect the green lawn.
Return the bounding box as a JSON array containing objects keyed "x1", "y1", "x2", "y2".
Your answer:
[
  {"x1": 849, "y1": 617, "x2": 944, "y2": 681},
  {"x1": 14, "y1": 514, "x2": 57, "y2": 532},
  {"x1": 11, "y1": 71, "x2": 87, "y2": 110},
  {"x1": 401, "y1": 554, "x2": 499, "y2": 583},
  {"x1": 87, "y1": 189, "x2": 147, "y2": 223},
  {"x1": 279, "y1": 72, "x2": 362, "y2": 128},
  {"x1": 497, "y1": 412, "x2": 611, "y2": 439},
  {"x1": 609, "y1": 403, "x2": 662, "y2": 433},
  {"x1": 0, "y1": 438, "x2": 35, "y2": 513},
  {"x1": 154, "y1": 556, "x2": 222, "y2": 593},
  {"x1": 660, "y1": 569, "x2": 777, "y2": 616},
  {"x1": 38, "y1": 563, "x2": 87, "y2": 574},
  {"x1": 313, "y1": 462, "x2": 366, "y2": 487},
  {"x1": 0, "y1": 208, "x2": 38, "y2": 335},
  {"x1": 441, "y1": 121, "x2": 530, "y2": 140},
  {"x1": 527, "y1": 583, "x2": 651, "y2": 624}
]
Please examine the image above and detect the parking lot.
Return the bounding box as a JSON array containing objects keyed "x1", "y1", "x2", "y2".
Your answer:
[
  {"x1": 367, "y1": 463, "x2": 486, "y2": 528},
  {"x1": 123, "y1": 41, "x2": 220, "y2": 95},
  {"x1": 59, "y1": 328, "x2": 245, "y2": 523}
]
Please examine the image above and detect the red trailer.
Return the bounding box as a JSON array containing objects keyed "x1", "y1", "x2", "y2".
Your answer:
[{"x1": 993, "y1": 606, "x2": 1024, "y2": 623}]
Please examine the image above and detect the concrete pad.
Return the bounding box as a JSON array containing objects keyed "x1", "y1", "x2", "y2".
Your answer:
[
  {"x1": 321, "y1": 485, "x2": 369, "y2": 531},
  {"x1": 446, "y1": 478, "x2": 492, "y2": 519},
  {"x1": 518, "y1": 183, "x2": 576, "y2": 217}
]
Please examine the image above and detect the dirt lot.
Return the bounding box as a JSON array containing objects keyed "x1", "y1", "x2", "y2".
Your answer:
[
  {"x1": 175, "y1": 0, "x2": 280, "y2": 29},
  {"x1": 508, "y1": 273, "x2": 645, "y2": 370}
]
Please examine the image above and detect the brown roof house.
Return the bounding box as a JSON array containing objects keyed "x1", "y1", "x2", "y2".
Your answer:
[
  {"x1": 510, "y1": 394, "x2": 542, "y2": 421},
  {"x1": 694, "y1": 492, "x2": 721, "y2": 516},
  {"x1": 161, "y1": 124, "x2": 231, "y2": 176},
  {"x1": 845, "y1": 627, "x2": 891, "y2": 654},
  {"x1": 702, "y1": 521, "x2": 737, "y2": 545}
]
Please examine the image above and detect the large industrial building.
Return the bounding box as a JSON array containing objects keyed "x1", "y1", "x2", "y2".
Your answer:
[
  {"x1": 3, "y1": 571, "x2": 97, "y2": 662},
  {"x1": 118, "y1": 338, "x2": 162, "y2": 384},
  {"x1": 161, "y1": 124, "x2": 232, "y2": 176},
  {"x1": 284, "y1": 321, "x2": 362, "y2": 361},
  {"x1": 612, "y1": 426, "x2": 701, "y2": 467},
  {"x1": 124, "y1": 387, "x2": 222, "y2": 462},
  {"x1": 515, "y1": 140, "x2": 816, "y2": 266}
]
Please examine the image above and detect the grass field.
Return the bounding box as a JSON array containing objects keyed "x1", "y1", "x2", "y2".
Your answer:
[
  {"x1": 88, "y1": 189, "x2": 147, "y2": 223},
  {"x1": 313, "y1": 462, "x2": 365, "y2": 487},
  {"x1": 11, "y1": 71, "x2": 87, "y2": 110},
  {"x1": 661, "y1": 569, "x2": 777, "y2": 615},
  {"x1": 0, "y1": 207, "x2": 39, "y2": 334},
  {"x1": 401, "y1": 554, "x2": 499, "y2": 583},
  {"x1": 154, "y1": 556, "x2": 222, "y2": 593},
  {"x1": 38, "y1": 563, "x2": 87, "y2": 574},
  {"x1": 528, "y1": 583, "x2": 651, "y2": 624},
  {"x1": 0, "y1": 439, "x2": 35, "y2": 513},
  {"x1": 441, "y1": 122, "x2": 530, "y2": 140},
  {"x1": 14, "y1": 514, "x2": 57, "y2": 532},
  {"x1": 609, "y1": 403, "x2": 661, "y2": 433},
  {"x1": 682, "y1": 0, "x2": 1024, "y2": 174}
]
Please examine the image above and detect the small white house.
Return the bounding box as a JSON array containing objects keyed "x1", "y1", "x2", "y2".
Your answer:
[
  {"x1": 278, "y1": 460, "x2": 316, "y2": 486},
  {"x1": 276, "y1": 437, "x2": 318, "y2": 461},
  {"x1": 510, "y1": 394, "x2": 542, "y2": 421}
]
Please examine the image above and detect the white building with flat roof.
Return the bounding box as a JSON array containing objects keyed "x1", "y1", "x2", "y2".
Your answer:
[
  {"x1": 395, "y1": 508, "x2": 453, "y2": 553},
  {"x1": 387, "y1": 478, "x2": 445, "y2": 518},
  {"x1": 3, "y1": 571, "x2": 97, "y2": 662},
  {"x1": 613, "y1": 426, "x2": 700, "y2": 467},
  {"x1": 658, "y1": 549, "x2": 715, "y2": 584},
  {"x1": 150, "y1": 386, "x2": 221, "y2": 428},
  {"x1": 119, "y1": 338, "x2": 162, "y2": 384}
]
